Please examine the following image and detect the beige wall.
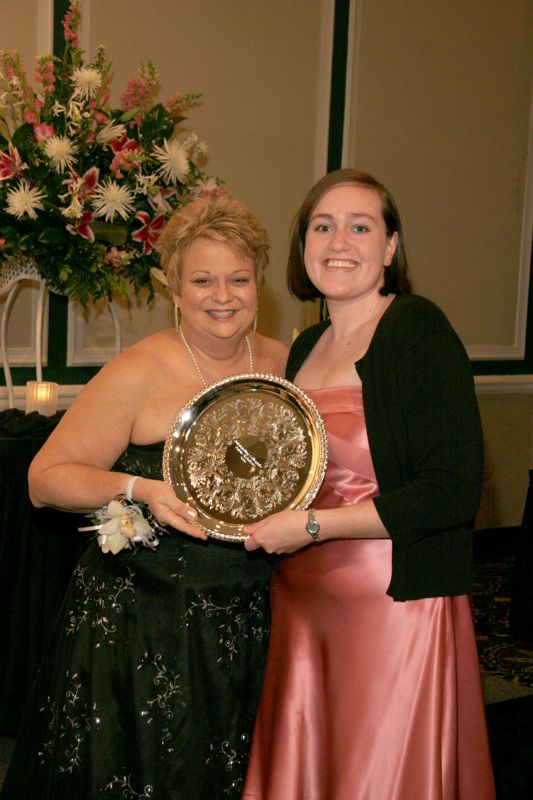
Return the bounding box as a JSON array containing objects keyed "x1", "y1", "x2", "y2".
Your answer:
[
  {"x1": 477, "y1": 393, "x2": 533, "y2": 529},
  {"x1": 346, "y1": 0, "x2": 532, "y2": 359},
  {"x1": 0, "y1": 0, "x2": 44, "y2": 61},
  {"x1": 86, "y1": 0, "x2": 325, "y2": 344},
  {"x1": 343, "y1": 0, "x2": 533, "y2": 529}
]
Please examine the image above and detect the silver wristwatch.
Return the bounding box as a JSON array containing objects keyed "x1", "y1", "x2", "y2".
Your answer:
[{"x1": 305, "y1": 509, "x2": 321, "y2": 544}]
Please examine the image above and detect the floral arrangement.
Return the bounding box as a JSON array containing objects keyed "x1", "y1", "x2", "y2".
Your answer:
[{"x1": 0, "y1": 0, "x2": 220, "y2": 305}]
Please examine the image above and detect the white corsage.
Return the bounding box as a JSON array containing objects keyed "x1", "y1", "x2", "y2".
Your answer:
[{"x1": 80, "y1": 496, "x2": 160, "y2": 554}]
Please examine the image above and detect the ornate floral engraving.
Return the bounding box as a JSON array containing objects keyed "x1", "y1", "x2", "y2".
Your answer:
[
  {"x1": 163, "y1": 375, "x2": 329, "y2": 540},
  {"x1": 186, "y1": 397, "x2": 309, "y2": 520}
]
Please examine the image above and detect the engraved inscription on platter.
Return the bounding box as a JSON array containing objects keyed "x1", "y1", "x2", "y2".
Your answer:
[{"x1": 163, "y1": 374, "x2": 328, "y2": 541}]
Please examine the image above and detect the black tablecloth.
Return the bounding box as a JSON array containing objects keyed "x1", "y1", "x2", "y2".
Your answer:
[{"x1": 0, "y1": 409, "x2": 88, "y2": 735}]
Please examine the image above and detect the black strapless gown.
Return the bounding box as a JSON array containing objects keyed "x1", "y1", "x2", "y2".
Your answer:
[{"x1": 1, "y1": 444, "x2": 272, "y2": 800}]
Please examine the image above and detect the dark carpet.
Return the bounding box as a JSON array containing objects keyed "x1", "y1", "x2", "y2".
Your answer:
[{"x1": 473, "y1": 528, "x2": 533, "y2": 800}]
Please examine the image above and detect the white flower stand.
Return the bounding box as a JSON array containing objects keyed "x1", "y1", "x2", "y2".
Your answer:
[{"x1": 1, "y1": 258, "x2": 121, "y2": 409}]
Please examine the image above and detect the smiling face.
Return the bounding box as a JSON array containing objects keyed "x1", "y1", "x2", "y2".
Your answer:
[
  {"x1": 303, "y1": 183, "x2": 398, "y2": 305},
  {"x1": 174, "y1": 236, "x2": 258, "y2": 341}
]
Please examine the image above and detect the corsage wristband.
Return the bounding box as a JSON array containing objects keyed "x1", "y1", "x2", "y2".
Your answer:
[{"x1": 79, "y1": 493, "x2": 160, "y2": 555}]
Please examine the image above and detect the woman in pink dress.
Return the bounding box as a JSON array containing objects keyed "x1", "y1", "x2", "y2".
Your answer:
[{"x1": 242, "y1": 169, "x2": 495, "y2": 800}]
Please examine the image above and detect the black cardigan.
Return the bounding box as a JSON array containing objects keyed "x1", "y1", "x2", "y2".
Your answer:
[{"x1": 286, "y1": 293, "x2": 484, "y2": 601}]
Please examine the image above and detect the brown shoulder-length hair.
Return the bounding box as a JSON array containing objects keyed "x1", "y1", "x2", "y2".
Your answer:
[{"x1": 287, "y1": 168, "x2": 412, "y2": 301}]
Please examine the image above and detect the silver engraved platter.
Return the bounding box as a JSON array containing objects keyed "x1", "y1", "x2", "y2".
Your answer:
[{"x1": 163, "y1": 373, "x2": 328, "y2": 541}]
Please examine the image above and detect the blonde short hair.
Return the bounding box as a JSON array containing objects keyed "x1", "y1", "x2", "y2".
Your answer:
[{"x1": 156, "y1": 193, "x2": 270, "y2": 293}]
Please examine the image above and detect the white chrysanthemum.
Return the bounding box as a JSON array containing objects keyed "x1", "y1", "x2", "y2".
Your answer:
[
  {"x1": 96, "y1": 122, "x2": 127, "y2": 144},
  {"x1": 44, "y1": 135, "x2": 77, "y2": 173},
  {"x1": 71, "y1": 67, "x2": 102, "y2": 100},
  {"x1": 152, "y1": 139, "x2": 190, "y2": 185},
  {"x1": 5, "y1": 179, "x2": 46, "y2": 219},
  {"x1": 92, "y1": 179, "x2": 135, "y2": 222}
]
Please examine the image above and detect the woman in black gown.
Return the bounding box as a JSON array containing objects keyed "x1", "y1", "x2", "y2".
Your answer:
[{"x1": 1, "y1": 193, "x2": 288, "y2": 799}]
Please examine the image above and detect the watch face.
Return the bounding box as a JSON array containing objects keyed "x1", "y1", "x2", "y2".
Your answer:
[
  {"x1": 163, "y1": 373, "x2": 328, "y2": 541},
  {"x1": 306, "y1": 520, "x2": 320, "y2": 535}
]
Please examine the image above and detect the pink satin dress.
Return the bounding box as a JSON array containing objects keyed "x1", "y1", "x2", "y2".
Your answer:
[{"x1": 242, "y1": 386, "x2": 495, "y2": 800}]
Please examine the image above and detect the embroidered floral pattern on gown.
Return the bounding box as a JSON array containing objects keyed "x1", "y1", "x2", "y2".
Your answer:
[
  {"x1": 242, "y1": 386, "x2": 495, "y2": 800},
  {"x1": 1, "y1": 443, "x2": 272, "y2": 800}
]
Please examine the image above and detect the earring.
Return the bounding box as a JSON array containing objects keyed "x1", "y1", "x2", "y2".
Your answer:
[
  {"x1": 253, "y1": 312, "x2": 258, "y2": 332},
  {"x1": 174, "y1": 305, "x2": 181, "y2": 331}
]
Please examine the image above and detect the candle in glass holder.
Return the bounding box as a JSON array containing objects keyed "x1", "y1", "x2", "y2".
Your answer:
[{"x1": 25, "y1": 381, "x2": 59, "y2": 416}]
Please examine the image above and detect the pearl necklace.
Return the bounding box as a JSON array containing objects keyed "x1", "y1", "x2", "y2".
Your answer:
[{"x1": 179, "y1": 326, "x2": 254, "y2": 389}]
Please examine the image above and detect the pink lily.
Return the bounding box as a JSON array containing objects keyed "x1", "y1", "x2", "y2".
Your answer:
[
  {"x1": 148, "y1": 186, "x2": 175, "y2": 215},
  {"x1": 107, "y1": 137, "x2": 143, "y2": 178},
  {"x1": 108, "y1": 136, "x2": 139, "y2": 154},
  {"x1": 65, "y1": 166, "x2": 99, "y2": 198},
  {"x1": 66, "y1": 210, "x2": 95, "y2": 241},
  {"x1": 132, "y1": 211, "x2": 167, "y2": 255},
  {"x1": 0, "y1": 145, "x2": 26, "y2": 181}
]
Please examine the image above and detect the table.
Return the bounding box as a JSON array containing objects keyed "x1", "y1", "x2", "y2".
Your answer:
[{"x1": 0, "y1": 409, "x2": 88, "y2": 735}]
